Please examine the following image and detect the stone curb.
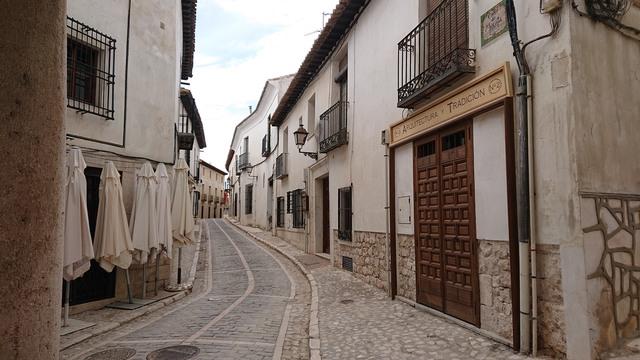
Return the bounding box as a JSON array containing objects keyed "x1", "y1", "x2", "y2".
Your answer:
[
  {"x1": 226, "y1": 219, "x2": 322, "y2": 360},
  {"x1": 61, "y1": 222, "x2": 204, "y2": 351}
]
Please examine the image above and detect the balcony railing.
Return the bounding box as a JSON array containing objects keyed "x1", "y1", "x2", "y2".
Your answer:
[
  {"x1": 319, "y1": 101, "x2": 348, "y2": 153},
  {"x1": 262, "y1": 134, "x2": 270, "y2": 157},
  {"x1": 275, "y1": 153, "x2": 288, "y2": 179},
  {"x1": 238, "y1": 152, "x2": 250, "y2": 170},
  {"x1": 397, "y1": 0, "x2": 475, "y2": 108}
]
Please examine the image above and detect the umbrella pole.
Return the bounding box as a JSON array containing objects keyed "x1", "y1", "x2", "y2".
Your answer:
[
  {"x1": 63, "y1": 280, "x2": 70, "y2": 327},
  {"x1": 177, "y1": 247, "x2": 182, "y2": 285},
  {"x1": 142, "y1": 262, "x2": 147, "y2": 299},
  {"x1": 125, "y1": 269, "x2": 133, "y2": 304}
]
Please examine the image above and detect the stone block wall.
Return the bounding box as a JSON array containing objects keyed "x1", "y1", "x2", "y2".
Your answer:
[
  {"x1": 396, "y1": 234, "x2": 416, "y2": 300},
  {"x1": 536, "y1": 244, "x2": 566, "y2": 357},
  {"x1": 478, "y1": 240, "x2": 513, "y2": 340},
  {"x1": 333, "y1": 230, "x2": 389, "y2": 291}
]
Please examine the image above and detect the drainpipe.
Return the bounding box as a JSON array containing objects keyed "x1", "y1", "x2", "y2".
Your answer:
[
  {"x1": 526, "y1": 76, "x2": 539, "y2": 357},
  {"x1": 506, "y1": 0, "x2": 532, "y2": 353},
  {"x1": 516, "y1": 75, "x2": 531, "y2": 354},
  {"x1": 384, "y1": 141, "x2": 392, "y2": 297}
]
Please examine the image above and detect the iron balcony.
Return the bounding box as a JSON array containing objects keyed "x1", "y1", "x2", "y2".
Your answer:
[
  {"x1": 397, "y1": 0, "x2": 475, "y2": 108},
  {"x1": 238, "y1": 152, "x2": 250, "y2": 170},
  {"x1": 319, "y1": 101, "x2": 348, "y2": 153},
  {"x1": 275, "y1": 153, "x2": 288, "y2": 179}
]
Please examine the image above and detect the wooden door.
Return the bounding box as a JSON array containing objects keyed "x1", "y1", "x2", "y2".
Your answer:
[
  {"x1": 322, "y1": 177, "x2": 330, "y2": 254},
  {"x1": 414, "y1": 122, "x2": 478, "y2": 325}
]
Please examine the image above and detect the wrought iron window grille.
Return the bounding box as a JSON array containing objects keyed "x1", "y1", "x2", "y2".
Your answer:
[
  {"x1": 245, "y1": 184, "x2": 253, "y2": 214},
  {"x1": 288, "y1": 189, "x2": 305, "y2": 229},
  {"x1": 397, "y1": 0, "x2": 476, "y2": 108},
  {"x1": 338, "y1": 186, "x2": 353, "y2": 241},
  {"x1": 277, "y1": 196, "x2": 285, "y2": 228},
  {"x1": 66, "y1": 16, "x2": 116, "y2": 119},
  {"x1": 319, "y1": 101, "x2": 349, "y2": 153},
  {"x1": 261, "y1": 134, "x2": 270, "y2": 157}
]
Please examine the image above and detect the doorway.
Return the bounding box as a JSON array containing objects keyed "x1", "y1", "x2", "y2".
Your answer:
[
  {"x1": 413, "y1": 121, "x2": 479, "y2": 326},
  {"x1": 322, "y1": 177, "x2": 331, "y2": 254}
]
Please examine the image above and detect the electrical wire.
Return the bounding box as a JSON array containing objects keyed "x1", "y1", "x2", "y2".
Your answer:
[{"x1": 572, "y1": 0, "x2": 640, "y2": 41}]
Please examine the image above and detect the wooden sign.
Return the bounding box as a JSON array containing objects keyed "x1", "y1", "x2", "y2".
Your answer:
[{"x1": 390, "y1": 64, "x2": 513, "y2": 146}]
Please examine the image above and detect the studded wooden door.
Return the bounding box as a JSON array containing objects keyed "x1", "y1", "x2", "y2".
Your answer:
[{"x1": 414, "y1": 122, "x2": 479, "y2": 326}]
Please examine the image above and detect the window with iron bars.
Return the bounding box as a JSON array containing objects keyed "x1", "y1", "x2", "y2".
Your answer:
[
  {"x1": 66, "y1": 16, "x2": 116, "y2": 119},
  {"x1": 287, "y1": 189, "x2": 305, "y2": 229},
  {"x1": 277, "y1": 197, "x2": 285, "y2": 228},
  {"x1": 245, "y1": 184, "x2": 253, "y2": 215},
  {"x1": 338, "y1": 186, "x2": 352, "y2": 241}
]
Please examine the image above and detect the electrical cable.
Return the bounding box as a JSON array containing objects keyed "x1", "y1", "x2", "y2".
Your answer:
[{"x1": 572, "y1": 0, "x2": 640, "y2": 41}]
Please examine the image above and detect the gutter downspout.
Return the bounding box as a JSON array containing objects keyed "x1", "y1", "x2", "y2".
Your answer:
[
  {"x1": 506, "y1": 0, "x2": 532, "y2": 353},
  {"x1": 526, "y1": 76, "x2": 539, "y2": 357},
  {"x1": 384, "y1": 141, "x2": 392, "y2": 298},
  {"x1": 516, "y1": 75, "x2": 532, "y2": 354}
]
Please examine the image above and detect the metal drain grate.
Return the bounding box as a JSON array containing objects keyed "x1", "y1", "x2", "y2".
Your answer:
[
  {"x1": 342, "y1": 256, "x2": 353, "y2": 272},
  {"x1": 84, "y1": 348, "x2": 136, "y2": 360},
  {"x1": 147, "y1": 345, "x2": 200, "y2": 360}
]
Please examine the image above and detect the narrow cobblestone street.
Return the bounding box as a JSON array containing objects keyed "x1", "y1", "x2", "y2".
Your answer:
[{"x1": 61, "y1": 219, "x2": 310, "y2": 360}]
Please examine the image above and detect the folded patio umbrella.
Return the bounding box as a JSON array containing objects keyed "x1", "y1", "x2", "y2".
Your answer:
[
  {"x1": 130, "y1": 162, "x2": 159, "y2": 264},
  {"x1": 171, "y1": 158, "x2": 194, "y2": 246},
  {"x1": 156, "y1": 163, "x2": 172, "y2": 258},
  {"x1": 63, "y1": 148, "x2": 94, "y2": 281},
  {"x1": 94, "y1": 161, "x2": 134, "y2": 272}
]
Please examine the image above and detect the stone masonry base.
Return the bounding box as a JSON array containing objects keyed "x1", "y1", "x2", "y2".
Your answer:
[{"x1": 333, "y1": 230, "x2": 389, "y2": 291}]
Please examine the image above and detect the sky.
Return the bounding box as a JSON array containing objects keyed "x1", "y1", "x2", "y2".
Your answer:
[{"x1": 190, "y1": 0, "x2": 340, "y2": 171}]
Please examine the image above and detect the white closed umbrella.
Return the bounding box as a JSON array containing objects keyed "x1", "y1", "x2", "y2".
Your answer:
[
  {"x1": 94, "y1": 161, "x2": 134, "y2": 272},
  {"x1": 154, "y1": 163, "x2": 172, "y2": 294},
  {"x1": 156, "y1": 163, "x2": 172, "y2": 258},
  {"x1": 62, "y1": 148, "x2": 94, "y2": 326},
  {"x1": 171, "y1": 158, "x2": 193, "y2": 286},
  {"x1": 130, "y1": 162, "x2": 159, "y2": 264},
  {"x1": 63, "y1": 148, "x2": 94, "y2": 281},
  {"x1": 172, "y1": 158, "x2": 194, "y2": 245}
]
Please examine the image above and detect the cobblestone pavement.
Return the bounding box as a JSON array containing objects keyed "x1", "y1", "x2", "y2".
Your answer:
[
  {"x1": 314, "y1": 269, "x2": 532, "y2": 360},
  {"x1": 61, "y1": 219, "x2": 310, "y2": 360},
  {"x1": 231, "y1": 222, "x2": 539, "y2": 360}
]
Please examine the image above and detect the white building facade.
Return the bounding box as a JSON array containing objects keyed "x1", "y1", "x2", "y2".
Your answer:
[
  {"x1": 64, "y1": 0, "x2": 201, "y2": 309},
  {"x1": 198, "y1": 160, "x2": 227, "y2": 219},
  {"x1": 226, "y1": 75, "x2": 294, "y2": 230},
  {"x1": 238, "y1": 0, "x2": 640, "y2": 358}
]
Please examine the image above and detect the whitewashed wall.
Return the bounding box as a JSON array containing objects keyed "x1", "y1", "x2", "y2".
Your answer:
[
  {"x1": 229, "y1": 76, "x2": 293, "y2": 229},
  {"x1": 67, "y1": 0, "x2": 181, "y2": 164}
]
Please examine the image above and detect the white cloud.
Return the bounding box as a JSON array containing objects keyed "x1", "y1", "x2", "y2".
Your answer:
[{"x1": 191, "y1": 0, "x2": 339, "y2": 170}]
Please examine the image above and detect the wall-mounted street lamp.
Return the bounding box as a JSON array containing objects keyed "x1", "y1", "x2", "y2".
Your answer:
[
  {"x1": 246, "y1": 166, "x2": 258, "y2": 180},
  {"x1": 294, "y1": 123, "x2": 318, "y2": 160}
]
